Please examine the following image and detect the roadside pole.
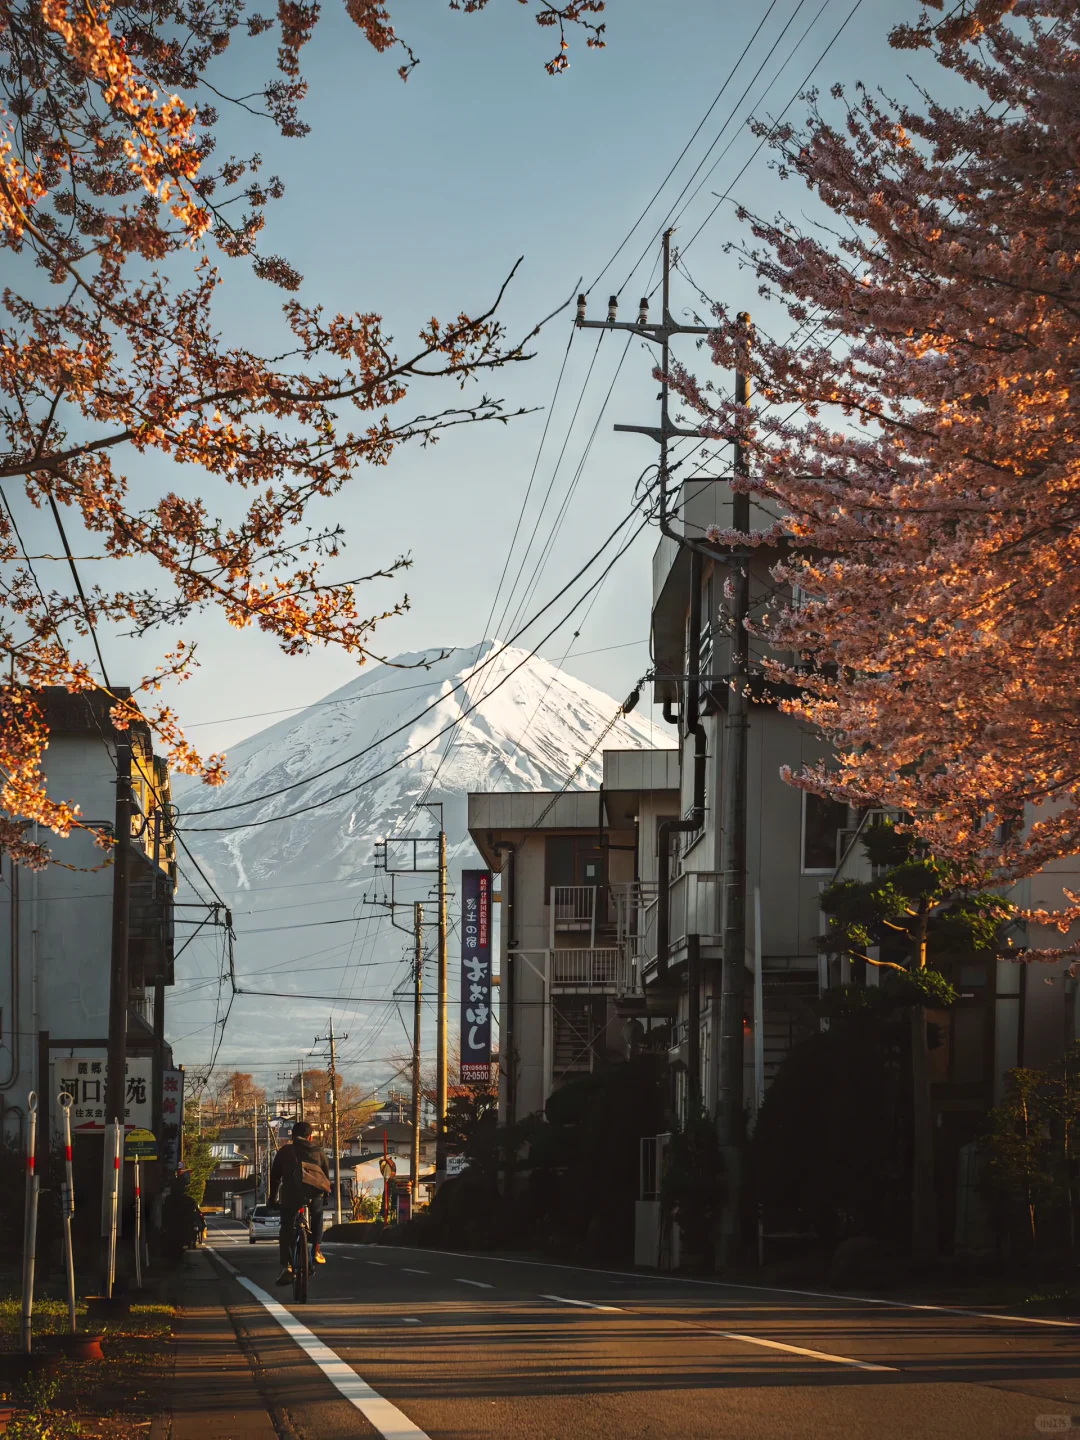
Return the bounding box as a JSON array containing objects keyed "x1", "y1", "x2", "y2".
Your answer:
[
  {"x1": 21, "y1": 1092, "x2": 39, "y2": 1354},
  {"x1": 412, "y1": 902, "x2": 423, "y2": 1203},
  {"x1": 104, "y1": 1121, "x2": 121, "y2": 1297},
  {"x1": 133, "y1": 1156, "x2": 142, "y2": 1290},
  {"x1": 59, "y1": 1093, "x2": 76, "y2": 1334},
  {"x1": 436, "y1": 828, "x2": 448, "y2": 1182},
  {"x1": 105, "y1": 737, "x2": 131, "y2": 1292},
  {"x1": 315, "y1": 1020, "x2": 346, "y2": 1226}
]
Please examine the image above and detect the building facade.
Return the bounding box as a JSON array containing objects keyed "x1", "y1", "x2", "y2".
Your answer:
[{"x1": 0, "y1": 688, "x2": 178, "y2": 1209}]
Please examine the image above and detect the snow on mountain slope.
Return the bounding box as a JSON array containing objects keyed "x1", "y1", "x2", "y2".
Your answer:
[
  {"x1": 169, "y1": 642, "x2": 671, "y2": 1077},
  {"x1": 177, "y1": 640, "x2": 669, "y2": 891}
]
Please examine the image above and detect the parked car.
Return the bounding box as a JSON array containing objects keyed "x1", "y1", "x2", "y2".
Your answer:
[{"x1": 248, "y1": 1203, "x2": 280, "y2": 1243}]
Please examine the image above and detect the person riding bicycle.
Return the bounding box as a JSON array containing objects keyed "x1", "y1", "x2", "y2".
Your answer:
[{"x1": 269, "y1": 1119, "x2": 331, "y2": 1285}]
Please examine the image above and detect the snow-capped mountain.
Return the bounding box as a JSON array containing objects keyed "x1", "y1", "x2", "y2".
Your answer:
[
  {"x1": 177, "y1": 640, "x2": 667, "y2": 890},
  {"x1": 169, "y1": 643, "x2": 671, "y2": 1077}
]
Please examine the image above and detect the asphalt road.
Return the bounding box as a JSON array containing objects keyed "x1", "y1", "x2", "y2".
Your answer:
[{"x1": 205, "y1": 1216, "x2": 1080, "y2": 1439}]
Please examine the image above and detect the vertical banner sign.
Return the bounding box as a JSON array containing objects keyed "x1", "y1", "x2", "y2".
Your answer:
[
  {"x1": 161, "y1": 1069, "x2": 184, "y2": 1174},
  {"x1": 460, "y1": 869, "x2": 492, "y2": 1084}
]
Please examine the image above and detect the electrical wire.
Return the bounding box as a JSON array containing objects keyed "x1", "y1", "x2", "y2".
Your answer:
[
  {"x1": 178, "y1": 496, "x2": 649, "y2": 822},
  {"x1": 585, "y1": 0, "x2": 784, "y2": 296}
]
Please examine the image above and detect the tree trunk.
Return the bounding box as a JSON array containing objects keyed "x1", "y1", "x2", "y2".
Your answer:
[{"x1": 910, "y1": 1003, "x2": 938, "y2": 1267}]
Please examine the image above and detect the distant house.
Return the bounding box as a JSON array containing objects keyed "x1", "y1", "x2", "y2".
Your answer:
[
  {"x1": 204, "y1": 1141, "x2": 255, "y2": 1210},
  {"x1": 347, "y1": 1120, "x2": 437, "y2": 1167}
]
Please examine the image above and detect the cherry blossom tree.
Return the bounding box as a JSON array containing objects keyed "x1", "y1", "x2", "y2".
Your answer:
[
  {"x1": 671, "y1": 0, "x2": 1080, "y2": 883},
  {"x1": 0, "y1": 0, "x2": 606, "y2": 866}
]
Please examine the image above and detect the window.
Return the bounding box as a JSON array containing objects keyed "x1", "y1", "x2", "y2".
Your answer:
[
  {"x1": 802, "y1": 792, "x2": 849, "y2": 872},
  {"x1": 544, "y1": 835, "x2": 605, "y2": 891}
]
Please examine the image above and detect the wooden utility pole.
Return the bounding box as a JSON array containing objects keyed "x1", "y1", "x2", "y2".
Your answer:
[
  {"x1": 579, "y1": 234, "x2": 757, "y2": 1260},
  {"x1": 718, "y1": 312, "x2": 753, "y2": 1259},
  {"x1": 106, "y1": 738, "x2": 132, "y2": 1127},
  {"x1": 436, "y1": 828, "x2": 448, "y2": 1180},
  {"x1": 297, "y1": 1062, "x2": 305, "y2": 1122},
  {"x1": 314, "y1": 1021, "x2": 347, "y2": 1226},
  {"x1": 253, "y1": 1103, "x2": 261, "y2": 1201},
  {"x1": 371, "y1": 812, "x2": 448, "y2": 1181},
  {"x1": 412, "y1": 902, "x2": 423, "y2": 1207}
]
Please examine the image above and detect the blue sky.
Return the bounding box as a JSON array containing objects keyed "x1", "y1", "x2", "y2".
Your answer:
[
  {"x1": 90, "y1": 0, "x2": 944, "y2": 760},
  {"x1": 112, "y1": 0, "x2": 963, "y2": 1075}
]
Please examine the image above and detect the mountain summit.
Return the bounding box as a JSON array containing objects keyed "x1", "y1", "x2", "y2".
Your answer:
[{"x1": 178, "y1": 641, "x2": 669, "y2": 892}]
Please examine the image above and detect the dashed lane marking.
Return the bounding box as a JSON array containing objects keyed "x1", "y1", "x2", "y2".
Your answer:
[
  {"x1": 539, "y1": 1294, "x2": 623, "y2": 1313},
  {"x1": 456, "y1": 1279, "x2": 493, "y2": 1289},
  {"x1": 708, "y1": 1329, "x2": 895, "y2": 1372}
]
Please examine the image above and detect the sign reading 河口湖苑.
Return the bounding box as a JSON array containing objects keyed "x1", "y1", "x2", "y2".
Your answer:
[
  {"x1": 459, "y1": 869, "x2": 492, "y2": 1084},
  {"x1": 56, "y1": 1054, "x2": 153, "y2": 1131}
]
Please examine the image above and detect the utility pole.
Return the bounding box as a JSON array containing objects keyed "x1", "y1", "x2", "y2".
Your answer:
[
  {"x1": 298, "y1": 1062, "x2": 305, "y2": 1122},
  {"x1": 412, "y1": 902, "x2": 423, "y2": 1207},
  {"x1": 253, "y1": 1103, "x2": 260, "y2": 1202},
  {"x1": 371, "y1": 808, "x2": 448, "y2": 1181},
  {"x1": 580, "y1": 231, "x2": 755, "y2": 1260},
  {"x1": 436, "y1": 826, "x2": 448, "y2": 1180},
  {"x1": 106, "y1": 737, "x2": 132, "y2": 1129},
  {"x1": 314, "y1": 1021, "x2": 347, "y2": 1226},
  {"x1": 717, "y1": 314, "x2": 753, "y2": 1261}
]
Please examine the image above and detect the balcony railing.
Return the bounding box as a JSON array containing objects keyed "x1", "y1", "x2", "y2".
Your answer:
[
  {"x1": 551, "y1": 885, "x2": 597, "y2": 927},
  {"x1": 640, "y1": 871, "x2": 723, "y2": 975},
  {"x1": 551, "y1": 948, "x2": 619, "y2": 987}
]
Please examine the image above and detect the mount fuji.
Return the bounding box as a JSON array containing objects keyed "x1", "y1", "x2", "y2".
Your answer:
[{"x1": 170, "y1": 642, "x2": 672, "y2": 1077}]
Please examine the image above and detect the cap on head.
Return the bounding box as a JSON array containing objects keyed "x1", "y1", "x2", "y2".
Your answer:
[{"x1": 292, "y1": 1120, "x2": 312, "y2": 1139}]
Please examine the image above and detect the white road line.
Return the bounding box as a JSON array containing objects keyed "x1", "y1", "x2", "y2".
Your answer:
[
  {"x1": 211, "y1": 1253, "x2": 431, "y2": 1440},
  {"x1": 456, "y1": 1279, "x2": 493, "y2": 1289},
  {"x1": 403, "y1": 1319, "x2": 421, "y2": 1325},
  {"x1": 540, "y1": 1294, "x2": 623, "y2": 1313},
  {"x1": 709, "y1": 1330, "x2": 895, "y2": 1372},
  {"x1": 403, "y1": 1268, "x2": 429, "y2": 1275},
  {"x1": 390, "y1": 1246, "x2": 1080, "y2": 1330},
  {"x1": 367, "y1": 1261, "x2": 388, "y2": 1266}
]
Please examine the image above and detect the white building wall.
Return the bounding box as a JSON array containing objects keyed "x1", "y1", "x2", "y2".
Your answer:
[{"x1": 0, "y1": 732, "x2": 124, "y2": 1140}]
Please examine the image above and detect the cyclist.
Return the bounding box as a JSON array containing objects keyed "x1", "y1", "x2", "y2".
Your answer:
[{"x1": 269, "y1": 1119, "x2": 331, "y2": 1285}]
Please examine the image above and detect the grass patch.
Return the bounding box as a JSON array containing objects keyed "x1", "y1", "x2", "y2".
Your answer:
[{"x1": 0, "y1": 1293, "x2": 176, "y2": 1438}]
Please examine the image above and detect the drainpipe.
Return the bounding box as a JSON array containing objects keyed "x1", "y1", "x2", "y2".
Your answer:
[
  {"x1": 656, "y1": 549, "x2": 707, "y2": 982},
  {"x1": 662, "y1": 698, "x2": 679, "y2": 727}
]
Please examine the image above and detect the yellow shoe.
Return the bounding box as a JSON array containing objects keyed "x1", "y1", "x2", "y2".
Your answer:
[{"x1": 314, "y1": 1249, "x2": 326, "y2": 1264}]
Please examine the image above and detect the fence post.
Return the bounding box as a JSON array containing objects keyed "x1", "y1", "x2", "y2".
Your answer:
[
  {"x1": 133, "y1": 1156, "x2": 142, "y2": 1290},
  {"x1": 59, "y1": 1092, "x2": 76, "y2": 1333},
  {"x1": 21, "y1": 1092, "x2": 39, "y2": 1353}
]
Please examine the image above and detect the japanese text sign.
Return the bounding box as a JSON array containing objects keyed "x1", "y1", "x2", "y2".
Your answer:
[
  {"x1": 459, "y1": 869, "x2": 492, "y2": 1084},
  {"x1": 56, "y1": 1054, "x2": 153, "y2": 1131}
]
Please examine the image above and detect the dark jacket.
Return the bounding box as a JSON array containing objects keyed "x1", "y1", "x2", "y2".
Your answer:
[{"x1": 270, "y1": 1138, "x2": 331, "y2": 1206}]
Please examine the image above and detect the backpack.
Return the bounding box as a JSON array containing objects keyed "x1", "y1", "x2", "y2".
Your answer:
[{"x1": 293, "y1": 1145, "x2": 331, "y2": 1199}]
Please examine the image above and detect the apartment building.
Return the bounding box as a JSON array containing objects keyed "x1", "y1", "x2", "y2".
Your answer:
[{"x1": 468, "y1": 748, "x2": 679, "y2": 1126}]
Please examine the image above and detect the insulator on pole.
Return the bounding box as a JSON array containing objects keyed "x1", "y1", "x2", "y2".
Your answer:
[
  {"x1": 576, "y1": 293, "x2": 586, "y2": 324},
  {"x1": 638, "y1": 297, "x2": 649, "y2": 325},
  {"x1": 607, "y1": 294, "x2": 618, "y2": 323}
]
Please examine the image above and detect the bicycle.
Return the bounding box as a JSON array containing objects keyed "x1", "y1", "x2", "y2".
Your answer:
[{"x1": 291, "y1": 1203, "x2": 312, "y2": 1305}]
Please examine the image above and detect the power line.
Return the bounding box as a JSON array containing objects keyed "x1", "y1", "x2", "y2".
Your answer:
[
  {"x1": 679, "y1": 0, "x2": 867, "y2": 262},
  {"x1": 179, "y1": 496, "x2": 649, "y2": 823},
  {"x1": 180, "y1": 515, "x2": 650, "y2": 836},
  {"x1": 617, "y1": 0, "x2": 824, "y2": 298},
  {"x1": 585, "y1": 0, "x2": 784, "y2": 296}
]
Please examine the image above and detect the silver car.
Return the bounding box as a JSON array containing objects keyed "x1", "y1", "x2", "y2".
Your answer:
[{"x1": 248, "y1": 1203, "x2": 281, "y2": 1243}]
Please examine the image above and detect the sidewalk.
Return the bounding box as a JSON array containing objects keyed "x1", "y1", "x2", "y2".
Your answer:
[{"x1": 151, "y1": 1249, "x2": 280, "y2": 1440}]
